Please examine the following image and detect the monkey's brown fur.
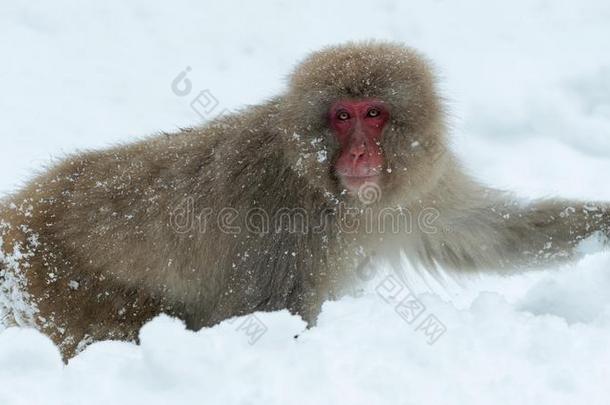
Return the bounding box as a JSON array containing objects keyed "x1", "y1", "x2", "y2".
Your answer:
[{"x1": 1, "y1": 41, "x2": 608, "y2": 360}]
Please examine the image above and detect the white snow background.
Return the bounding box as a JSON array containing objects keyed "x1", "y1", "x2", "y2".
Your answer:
[{"x1": 1, "y1": 0, "x2": 610, "y2": 404}]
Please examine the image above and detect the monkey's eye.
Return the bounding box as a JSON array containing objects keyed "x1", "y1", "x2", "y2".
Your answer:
[
  {"x1": 367, "y1": 108, "x2": 381, "y2": 118},
  {"x1": 337, "y1": 111, "x2": 350, "y2": 121}
]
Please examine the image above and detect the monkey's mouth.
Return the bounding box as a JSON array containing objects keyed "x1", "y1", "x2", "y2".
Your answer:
[{"x1": 339, "y1": 175, "x2": 381, "y2": 192}]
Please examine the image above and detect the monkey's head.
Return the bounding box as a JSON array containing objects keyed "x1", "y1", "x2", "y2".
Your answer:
[{"x1": 280, "y1": 41, "x2": 448, "y2": 206}]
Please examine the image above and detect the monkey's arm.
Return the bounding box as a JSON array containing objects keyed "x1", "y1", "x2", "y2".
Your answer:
[{"x1": 420, "y1": 197, "x2": 610, "y2": 273}]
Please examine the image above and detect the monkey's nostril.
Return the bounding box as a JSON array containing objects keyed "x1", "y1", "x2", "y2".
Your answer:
[{"x1": 350, "y1": 144, "x2": 367, "y2": 159}]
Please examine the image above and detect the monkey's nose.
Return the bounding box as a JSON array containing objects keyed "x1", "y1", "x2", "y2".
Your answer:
[{"x1": 350, "y1": 144, "x2": 367, "y2": 160}]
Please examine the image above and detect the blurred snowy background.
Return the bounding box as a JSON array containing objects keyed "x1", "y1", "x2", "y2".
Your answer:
[{"x1": 1, "y1": 0, "x2": 610, "y2": 404}]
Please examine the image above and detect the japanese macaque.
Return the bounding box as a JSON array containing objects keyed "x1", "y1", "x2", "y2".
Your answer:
[{"x1": 1, "y1": 41, "x2": 608, "y2": 360}]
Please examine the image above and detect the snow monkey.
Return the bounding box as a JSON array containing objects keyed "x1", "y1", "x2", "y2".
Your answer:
[{"x1": 1, "y1": 41, "x2": 608, "y2": 360}]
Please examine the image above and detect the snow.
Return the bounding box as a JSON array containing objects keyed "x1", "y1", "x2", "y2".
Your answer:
[{"x1": 1, "y1": 0, "x2": 610, "y2": 404}]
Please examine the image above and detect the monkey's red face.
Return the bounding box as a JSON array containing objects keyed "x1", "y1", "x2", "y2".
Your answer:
[{"x1": 330, "y1": 99, "x2": 389, "y2": 192}]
